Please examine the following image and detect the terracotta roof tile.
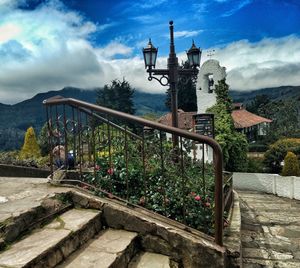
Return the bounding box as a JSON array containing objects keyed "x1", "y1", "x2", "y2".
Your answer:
[
  {"x1": 231, "y1": 109, "x2": 272, "y2": 129},
  {"x1": 157, "y1": 108, "x2": 272, "y2": 130}
]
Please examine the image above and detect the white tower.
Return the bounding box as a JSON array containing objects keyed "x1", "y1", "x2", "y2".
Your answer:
[
  {"x1": 196, "y1": 59, "x2": 226, "y2": 113},
  {"x1": 194, "y1": 59, "x2": 226, "y2": 163}
]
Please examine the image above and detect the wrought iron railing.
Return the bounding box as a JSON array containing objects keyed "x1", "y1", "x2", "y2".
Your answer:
[{"x1": 43, "y1": 96, "x2": 227, "y2": 246}]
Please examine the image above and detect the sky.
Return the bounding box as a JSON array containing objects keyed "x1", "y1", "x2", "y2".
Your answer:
[{"x1": 0, "y1": 0, "x2": 299, "y2": 104}]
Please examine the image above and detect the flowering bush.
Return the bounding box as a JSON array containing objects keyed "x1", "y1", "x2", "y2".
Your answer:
[{"x1": 83, "y1": 132, "x2": 216, "y2": 235}]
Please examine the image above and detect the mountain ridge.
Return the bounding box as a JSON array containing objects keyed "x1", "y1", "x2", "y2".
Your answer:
[
  {"x1": 0, "y1": 87, "x2": 168, "y2": 150},
  {"x1": 0, "y1": 85, "x2": 299, "y2": 151}
]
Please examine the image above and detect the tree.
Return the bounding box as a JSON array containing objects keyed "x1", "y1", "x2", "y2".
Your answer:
[
  {"x1": 38, "y1": 123, "x2": 49, "y2": 157},
  {"x1": 96, "y1": 78, "x2": 135, "y2": 115},
  {"x1": 165, "y1": 61, "x2": 197, "y2": 112},
  {"x1": 281, "y1": 151, "x2": 300, "y2": 176},
  {"x1": 247, "y1": 97, "x2": 300, "y2": 143},
  {"x1": 246, "y1": 94, "x2": 271, "y2": 114},
  {"x1": 264, "y1": 138, "x2": 300, "y2": 173},
  {"x1": 20, "y1": 126, "x2": 41, "y2": 159},
  {"x1": 259, "y1": 100, "x2": 299, "y2": 142},
  {"x1": 207, "y1": 79, "x2": 248, "y2": 171}
]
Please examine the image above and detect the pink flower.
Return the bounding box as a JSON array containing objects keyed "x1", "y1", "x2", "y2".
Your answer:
[
  {"x1": 107, "y1": 168, "x2": 114, "y2": 175},
  {"x1": 95, "y1": 165, "x2": 100, "y2": 171},
  {"x1": 194, "y1": 195, "x2": 201, "y2": 201},
  {"x1": 204, "y1": 202, "x2": 211, "y2": 207}
]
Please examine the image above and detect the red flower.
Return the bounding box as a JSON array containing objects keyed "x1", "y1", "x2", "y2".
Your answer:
[
  {"x1": 204, "y1": 202, "x2": 211, "y2": 207},
  {"x1": 107, "y1": 168, "x2": 114, "y2": 175},
  {"x1": 194, "y1": 195, "x2": 201, "y2": 201},
  {"x1": 95, "y1": 165, "x2": 100, "y2": 171}
]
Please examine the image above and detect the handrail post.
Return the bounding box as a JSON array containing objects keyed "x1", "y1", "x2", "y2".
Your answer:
[{"x1": 214, "y1": 150, "x2": 224, "y2": 246}]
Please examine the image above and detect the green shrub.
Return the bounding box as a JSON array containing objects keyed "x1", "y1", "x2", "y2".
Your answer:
[
  {"x1": 207, "y1": 80, "x2": 248, "y2": 172},
  {"x1": 20, "y1": 127, "x2": 41, "y2": 159},
  {"x1": 264, "y1": 138, "x2": 300, "y2": 173},
  {"x1": 248, "y1": 143, "x2": 268, "y2": 152},
  {"x1": 246, "y1": 157, "x2": 265, "y2": 173},
  {"x1": 281, "y1": 151, "x2": 300, "y2": 176}
]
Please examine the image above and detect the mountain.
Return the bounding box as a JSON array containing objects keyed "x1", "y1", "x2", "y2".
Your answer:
[
  {"x1": 230, "y1": 86, "x2": 300, "y2": 104},
  {"x1": 1, "y1": 85, "x2": 299, "y2": 151},
  {"x1": 0, "y1": 87, "x2": 168, "y2": 151}
]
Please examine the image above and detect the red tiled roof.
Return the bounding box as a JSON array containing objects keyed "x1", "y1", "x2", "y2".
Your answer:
[
  {"x1": 158, "y1": 110, "x2": 197, "y2": 130},
  {"x1": 157, "y1": 108, "x2": 272, "y2": 130},
  {"x1": 231, "y1": 109, "x2": 272, "y2": 129}
]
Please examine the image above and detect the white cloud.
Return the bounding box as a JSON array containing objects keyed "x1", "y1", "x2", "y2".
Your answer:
[
  {"x1": 174, "y1": 30, "x2": 202, "y2": 38},
  {"x1": 96, "y1": 41, "x2": 133, "y2": 59},
  {"x1": 0, "y1": 0, "x2": 299, "y2": 105},
  {"x1": 0, "y1": 24, "x2": 22, "y2": 43},
  {"x1": 222, "y1": 0, "x2": 252, "y2": 17},
  {"x1": 136, "y1": 0, "x2": 167, "y2": 9},
  {"x1": 208, "y1": 35, "x2": 300, "y2": 90}
]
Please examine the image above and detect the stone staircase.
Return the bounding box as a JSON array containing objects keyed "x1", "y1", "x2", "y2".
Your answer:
[
  {"x1": 0, "y1": 206, "x2": 178, "y2": 268},
  {"x1": 0, "y1": 177, "x2": 226, "y2": 267}
]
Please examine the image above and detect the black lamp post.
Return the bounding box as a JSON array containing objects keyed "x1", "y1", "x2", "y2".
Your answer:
[{"x1": 143, "y1": 21, "x2": 201, "y2": 147}]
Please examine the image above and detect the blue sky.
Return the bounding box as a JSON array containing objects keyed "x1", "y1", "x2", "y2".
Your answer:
[{"x1": 0, "y1": 0, "x2": 299, "y2": 103}]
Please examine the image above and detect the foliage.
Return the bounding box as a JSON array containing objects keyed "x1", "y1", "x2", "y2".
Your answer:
[
  {"x1": 246, "y1": 156, "x2": 265, "y2": 173},
  {"x1": 264, "y1": 138, "x2": 300, "y2": 173},
  {"x1": 281, "y1": 151, "x2": 300, "y2": 176},
  {"x1": 140, "y1": 113, "x2": 160, "y2": 121},
  {"x1": 0, "y1": 150, "x2": 48, "y2": 168},
  {"x1": 165, "y1": 61, "x2": 197, "y2": 112},
  {"x1": 214, "y1": 79, "x2": 232, "y2": 112},
  {"x1": 248, "y1": 143, "x2": 268, "y2": 152},
  {"x1": 38, "y1": 123, "x2": 49, "y2": 156},
  {"x1": 207, "y1": 80, "x2": 248, "y2": 171},
  {"x1": 19, "y1": 127, "x2": 41, "y2": 159},
  {"x1": 82, "y1": 132, "x2": 215, "y2": 234},
  {"x1": 96, "y1": 78, "x2": 135, "y2": 115},
  {"x1": 246, "y1": 94, "x2": 271, "y2": 114},
  {"x1": 247, "y1": 95, "x2": 300, "y2": 143}
]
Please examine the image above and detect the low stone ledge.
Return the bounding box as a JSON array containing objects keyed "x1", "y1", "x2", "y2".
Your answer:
[
  {"x1": 69, "y1": 189, "x2": 226, "y2": 268},
  {"x1": 224, "y1": 191, "x2": 242, "y2": 268},
  {"x1": 0, "y1": 164, "x2": 50, "y2": 178}
]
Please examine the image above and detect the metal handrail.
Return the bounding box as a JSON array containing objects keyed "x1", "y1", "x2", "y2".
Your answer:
[{"x1": 43, "y1": 96, "x2": 224, "y2": 246}]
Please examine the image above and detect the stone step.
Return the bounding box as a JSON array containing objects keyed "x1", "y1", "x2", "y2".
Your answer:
[
  {"x1": 129, "y1": 252, "x2": 178, "y2": 268},
  {"x1": 0, "y1": 208, "x2": 101, "y2": 268},
  {"x1": 59, "y1": 229, "x2": 138, "y2": 268},
  {"x1": 0, "y1": 193, "x2": 72, "y2": 246}
]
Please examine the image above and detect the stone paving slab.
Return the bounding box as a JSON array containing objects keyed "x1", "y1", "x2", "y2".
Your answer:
[
  {"x1": 238, "y1": 190, "x2": 300, "y2": 267},
  {"x1": 0, "y1": 177, "x2": 72, "y2": 223}
]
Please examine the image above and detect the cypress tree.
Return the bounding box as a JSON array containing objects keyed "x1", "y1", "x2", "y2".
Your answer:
[{"x1": 20, "y1": 126, "x2": 41, "y2": 159}]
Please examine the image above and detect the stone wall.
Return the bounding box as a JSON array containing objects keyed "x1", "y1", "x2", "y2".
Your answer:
[
  {"x1": 70, "y1": 190, "x2": 227, "y2": 267},
  {"x1": 224, "y1": 191, "x2": 242, "y2": 268},
  {"x1": 0, "y1": 164, "x2": 50, "y2": 178},
  {"x1": 233, "y1": 172, "x2": 300, "y2": 200}
]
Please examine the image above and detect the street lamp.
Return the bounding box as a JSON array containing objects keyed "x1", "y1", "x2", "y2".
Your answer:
[{"x1": 143, "y1": 21, "x2": 201, "y2": 147}]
